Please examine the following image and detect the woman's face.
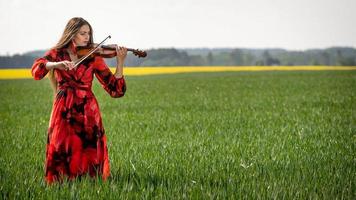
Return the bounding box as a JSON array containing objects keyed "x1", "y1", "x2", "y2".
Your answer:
[{"x1": 73, "y1": 24, "x2": 90, "y2": 47}]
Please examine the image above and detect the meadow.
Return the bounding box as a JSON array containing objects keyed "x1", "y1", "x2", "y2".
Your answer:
[{"x1": 0, "y1": 70, "x2": 355, "y2": 199}]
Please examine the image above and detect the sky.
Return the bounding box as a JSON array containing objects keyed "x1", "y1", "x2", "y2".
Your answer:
[{"x1": 1, "y1": 0, "x2": 356, "y2": 55}]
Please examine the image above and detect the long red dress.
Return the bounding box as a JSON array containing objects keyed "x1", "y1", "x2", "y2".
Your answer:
[{"x1": 31, "y1": 48, "x2": 126, "y2": 184}]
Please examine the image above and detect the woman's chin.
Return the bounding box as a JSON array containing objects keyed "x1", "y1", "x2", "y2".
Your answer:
[{"x1": 76, "y1": 42, "x2": 88, "y2": 47}]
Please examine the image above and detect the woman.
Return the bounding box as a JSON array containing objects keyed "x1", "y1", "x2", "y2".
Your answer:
[{"x1": 31, "y1": 17, "x2": 127, "y2": 184}]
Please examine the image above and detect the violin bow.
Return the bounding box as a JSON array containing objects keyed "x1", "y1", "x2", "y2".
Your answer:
[{"x1": 74, "y1": 35, "x2": 111, "y2": 67}]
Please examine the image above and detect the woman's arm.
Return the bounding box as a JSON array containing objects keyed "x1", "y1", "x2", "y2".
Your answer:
[
  {"x1": 31, "y1": 49, "x2": 75, "y2": 80},
  {"x1": 93, "y1": 56, "x2": 127, "y2": 98},
  {"x1": 46, "y1": 61, "x2": 75, "y2": 71}
]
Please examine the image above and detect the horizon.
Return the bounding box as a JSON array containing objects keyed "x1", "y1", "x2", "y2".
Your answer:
[{"x1": 2, "y1": 45, "x2": 356, "y2": 57}]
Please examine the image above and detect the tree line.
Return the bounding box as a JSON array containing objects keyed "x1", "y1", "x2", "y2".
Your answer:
[{"x1": 1, "y1": 47, "x2": 355, "y2": 68}]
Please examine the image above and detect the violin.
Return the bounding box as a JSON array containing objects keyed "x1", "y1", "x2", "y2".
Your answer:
[
  {"x1": 76, "y1": 44, "x2": 147, "y2": 59},
  {"x1": 73, "y1": 35, "x2": 147, "y2": 67}
]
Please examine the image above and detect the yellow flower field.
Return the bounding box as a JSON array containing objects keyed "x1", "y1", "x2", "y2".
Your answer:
[{"x1": 0, "y1": 66, "x2": 355, "y2": 79}]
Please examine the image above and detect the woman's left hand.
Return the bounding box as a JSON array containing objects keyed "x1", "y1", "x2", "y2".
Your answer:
[{"x1": 116, "y1": 45, "x2": 127, "y2": 63}]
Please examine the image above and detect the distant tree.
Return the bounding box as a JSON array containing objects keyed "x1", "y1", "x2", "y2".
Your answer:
[
  {"x1": 255, "y1": 60, "x2": 264, "y2": 66},
  {"x1": 321, "y1": 52, "x2": 331, "y2": 65},
  {"x1": 207, "y1": 51, "x2": 214, "y2": 65},
  {"x1": 229, "y1": 49, "x2": 245, "y2": 65},
  {"x1": 243, "y1": 53, "x2": 255, "y2": 66},
  {"x1": 311, "y1": 59, "x2": 320, "y2": 65},
  {"x1": 262, "y1": 50, "x2": 280, "y2": 65},
  {"x1": 188, "y1": 55, "x2": 206, "y2": 65},
  {"x1": 338, "y1": 57, "x2": 356, "y2": 66},
  {"x1": 335, "y1": 49, "x2": 356, "y2": 66}
]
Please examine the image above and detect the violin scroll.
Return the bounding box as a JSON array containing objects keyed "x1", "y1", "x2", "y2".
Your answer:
[{"x1": 128, "y1": 48, "x2": 147, "y2": 58}]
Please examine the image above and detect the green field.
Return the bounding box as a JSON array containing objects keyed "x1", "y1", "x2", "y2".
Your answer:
[{"x1": 0, "y1": 71, "x2": 355, "y2": 199}]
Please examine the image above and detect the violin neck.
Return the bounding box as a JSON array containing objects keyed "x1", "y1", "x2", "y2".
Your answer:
[{"x1": 100, "y1": 45, "x2": 135, "y2": 52}]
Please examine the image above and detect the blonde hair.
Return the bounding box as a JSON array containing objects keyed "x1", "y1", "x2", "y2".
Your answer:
[{"x1": 48, "y1": 17, "x2": 93, "y2": 94}]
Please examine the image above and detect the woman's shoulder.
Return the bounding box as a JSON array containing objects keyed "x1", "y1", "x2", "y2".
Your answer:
[
  {"x1": 43, "y1": 48, "x2": 58, "y2": 60},
  {"x1": 43, "y1": 48, "x2": 67, "y2": 61}
]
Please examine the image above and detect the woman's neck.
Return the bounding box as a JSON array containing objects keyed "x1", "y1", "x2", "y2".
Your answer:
[{"x1": 68, "y1": 41, "x2": 77, "y2": 55}]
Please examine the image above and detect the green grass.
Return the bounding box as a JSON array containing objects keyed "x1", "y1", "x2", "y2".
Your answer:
[{"x1": 0, "y1": 70, "x2": 355, "y2": 199}]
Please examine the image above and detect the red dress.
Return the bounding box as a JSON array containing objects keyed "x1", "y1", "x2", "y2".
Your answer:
[{"x1": 31, "y1": 48, "x2": 126, "y2": 184}]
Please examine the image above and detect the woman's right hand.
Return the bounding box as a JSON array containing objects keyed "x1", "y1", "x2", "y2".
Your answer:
[{"x1": 46, "y1": 61, "x2": 75, "y2": 71}]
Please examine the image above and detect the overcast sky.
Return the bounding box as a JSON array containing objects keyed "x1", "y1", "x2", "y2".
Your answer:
[{"x1": 1, "y1": 0, "x2": 355, "y2": 55}]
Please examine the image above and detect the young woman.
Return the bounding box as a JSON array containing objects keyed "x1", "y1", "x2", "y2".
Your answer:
[{"x1": 31, "y1": 17, "x2": 127, "y2": 184}]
